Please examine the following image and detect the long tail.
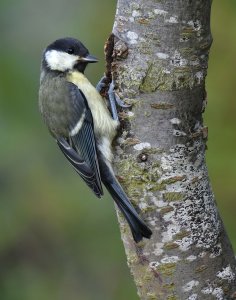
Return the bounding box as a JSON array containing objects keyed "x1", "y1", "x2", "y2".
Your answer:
[{"x1": 104, "y1": 179, "x2": 152, "y2": 243}]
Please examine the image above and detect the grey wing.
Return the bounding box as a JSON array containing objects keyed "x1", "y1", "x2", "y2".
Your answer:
[{"x1": 57, "y1": 82, "x2": 103, "y2": 198}]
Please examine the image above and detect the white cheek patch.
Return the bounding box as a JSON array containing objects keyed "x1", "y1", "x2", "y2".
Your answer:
[{"x1": 45, "y1": 50, "x2": 78, "y2": 71}]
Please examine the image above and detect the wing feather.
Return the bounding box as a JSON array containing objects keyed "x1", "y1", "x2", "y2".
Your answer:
[
  {"x1": 57, "y1": 137, "x2": 103, "y2": 197},
  {"x1": 70, "y1": 112, "x2": 103, "y2": 196},
  {"x1": 56, "y1": 83, "x2": 103, "y2": 197}
]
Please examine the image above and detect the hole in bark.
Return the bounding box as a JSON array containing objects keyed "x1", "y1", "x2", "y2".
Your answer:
[{"x1": 138, "y1": 153, "x2": 148, "y2": 162}]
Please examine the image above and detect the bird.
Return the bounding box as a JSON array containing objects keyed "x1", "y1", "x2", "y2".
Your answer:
[{"x1": 38, "y1": 37, "x2": 152, "y2": 242}]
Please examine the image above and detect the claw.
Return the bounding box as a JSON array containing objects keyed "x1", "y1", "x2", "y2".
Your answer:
[{"x1": 114, "y1": 93, "x2": 131, "y2": 108}]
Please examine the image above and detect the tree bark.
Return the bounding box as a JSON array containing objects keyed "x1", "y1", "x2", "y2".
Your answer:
[{"x1": 105, "y1": 0, "x2": 236, "y2": 299}]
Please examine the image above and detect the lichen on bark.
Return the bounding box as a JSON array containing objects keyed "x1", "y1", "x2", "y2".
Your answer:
[{"x1": 106, "y1": 0, "x2": 236, "y2": 299}]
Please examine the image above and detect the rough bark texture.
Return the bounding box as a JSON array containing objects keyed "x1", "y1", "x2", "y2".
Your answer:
[{"x1": 105, "y1": 0, "x2": 236, "y2": 299}]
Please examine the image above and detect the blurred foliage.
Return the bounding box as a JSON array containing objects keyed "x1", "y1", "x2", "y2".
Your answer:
[{"x1": 0, "y1": 1, "x2": 235, "y2": 299}]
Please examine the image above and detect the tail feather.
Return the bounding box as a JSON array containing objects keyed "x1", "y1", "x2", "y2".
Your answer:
[{"x1": 104, "y1": 180, "x2": 152, "y2": 243}]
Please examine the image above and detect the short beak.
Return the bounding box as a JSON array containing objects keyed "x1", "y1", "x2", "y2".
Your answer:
[{"x1": 80, "y1": 54, "x2": 98, "y2": 63}]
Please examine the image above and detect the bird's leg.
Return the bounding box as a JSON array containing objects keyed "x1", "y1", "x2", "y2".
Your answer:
[
  {"x1": 108, "y1": 81, "x2": 119, "y2": 121},
  {"x1": 96, "y1": 76, "x2": 118, "y2": 120},
  {"x1": 96, "y1": 76, "x2": 106, "y2": 92},
  {"x1": 108, "y1": 81, "x2": 131, "y2": 121},
  {"x1": 96, "y1": 77, "x2": 131, "y2": 121}
]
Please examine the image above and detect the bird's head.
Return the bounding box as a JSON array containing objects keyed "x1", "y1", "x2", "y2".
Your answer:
[{"x1": 43, "y1": 37, "x2": 98, "y2": 73}]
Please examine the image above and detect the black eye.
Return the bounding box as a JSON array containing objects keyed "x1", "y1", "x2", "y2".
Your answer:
[{"x1": 67, "y1": 48, "x2": 74, "y2": 54}]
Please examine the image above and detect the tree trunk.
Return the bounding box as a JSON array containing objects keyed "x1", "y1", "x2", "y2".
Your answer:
[{"x1": 105, "y1": 0, "x2": 236, "y2": 299}]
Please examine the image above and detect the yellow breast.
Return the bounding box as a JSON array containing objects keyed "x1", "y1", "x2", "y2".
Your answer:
[{"x1": 67, "y1": 71, "x2": 118, "y2": 140}]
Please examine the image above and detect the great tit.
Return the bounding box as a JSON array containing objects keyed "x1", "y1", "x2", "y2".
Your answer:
[{"x1": 38, "y1": 37, "x2": 152, "y2": 242}]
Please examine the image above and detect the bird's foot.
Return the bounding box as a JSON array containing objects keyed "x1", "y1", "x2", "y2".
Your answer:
[
  {"x1": 96, "y1": 76, "x2": 106, "y2": 93},
  {"x1": 108, "y1": 81, "x2": 131, "y2": 121}
]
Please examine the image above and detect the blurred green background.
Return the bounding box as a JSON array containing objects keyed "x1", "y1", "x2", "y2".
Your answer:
[{"x1": 0, "y1": 1, "x2": 235, "y2": 299}]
